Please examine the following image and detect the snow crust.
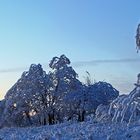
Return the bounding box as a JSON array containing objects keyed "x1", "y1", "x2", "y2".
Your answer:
[{"x1": 0, "y1": 121, "x2": 140, "y2": 140}]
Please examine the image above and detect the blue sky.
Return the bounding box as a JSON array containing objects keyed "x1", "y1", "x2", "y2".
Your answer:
[{"x1": 0, "y1": 0, "x2": 140, "y2": 99}]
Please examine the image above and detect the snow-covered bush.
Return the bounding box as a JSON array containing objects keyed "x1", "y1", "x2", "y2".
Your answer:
[
  {"x1": 95, "y1": 104, "x2": 110, "y2": 122},
  {"x1": 95, "y1": 74, "x2": 140, "y2": 124},
  {"x1": 108, "y1": 86, "x2": 140, "y2": 124},
  {"x1": 85, "y1": 81, "x2": 119, "y2": 114}
]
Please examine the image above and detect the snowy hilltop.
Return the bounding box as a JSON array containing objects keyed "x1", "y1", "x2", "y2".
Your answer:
[{"x1": 0, "y1": 55, "x2": 140, "y2": 140}]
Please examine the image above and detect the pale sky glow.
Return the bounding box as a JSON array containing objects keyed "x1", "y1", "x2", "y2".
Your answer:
[{"x1": 0, "y1": 0, "x2": 140, "y2": 99}]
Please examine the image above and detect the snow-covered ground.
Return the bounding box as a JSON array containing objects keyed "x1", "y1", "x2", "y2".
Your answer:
[{"x1": 0, "y1": 121, "x2": 140, "y2": 140}]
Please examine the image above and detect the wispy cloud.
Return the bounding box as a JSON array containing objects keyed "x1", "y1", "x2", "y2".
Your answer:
[
  {"x1": 72, "y1": 58, "x2": 140, "y2": 67},
  {"x1": 0, "y1": 58, "x2": 140, "y2": 73},
  {"x1": 0, "y1": 67, "x2": 27, "y2": 73}
]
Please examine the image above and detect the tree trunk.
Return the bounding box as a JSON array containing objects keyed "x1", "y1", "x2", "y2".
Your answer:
[{"x1": 78, "y1": 110, "x2": 85, "y2": 122}]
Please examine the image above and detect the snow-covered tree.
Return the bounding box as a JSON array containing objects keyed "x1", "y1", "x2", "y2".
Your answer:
[
  {"x1": 136, "y1": 24, "x2": 140, "y2": 52},
  {"x1": 1, "y1": 64, "x2": 49, "y2": 127},
  {"x1": 47, "y1": 55, "x2": 84, "y2": 123},
  {"x1": 0, "y1": 99, "x2": 5, "y2": 127}
]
